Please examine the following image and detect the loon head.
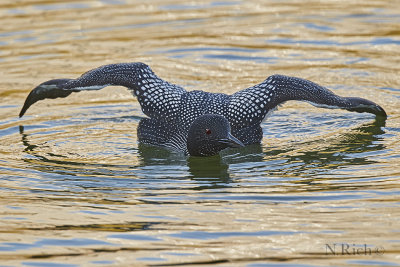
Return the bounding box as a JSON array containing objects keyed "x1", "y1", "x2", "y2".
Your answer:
[{"x1": 187, "y1": 114, "x2": 244, "y2": 157}]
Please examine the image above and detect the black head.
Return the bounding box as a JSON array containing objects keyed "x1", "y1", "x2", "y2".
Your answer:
[{"x1": 187, "y1": 114, "x2": 244, "y2": 157}]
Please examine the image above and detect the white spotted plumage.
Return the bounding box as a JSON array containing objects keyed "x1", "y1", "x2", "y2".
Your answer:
[{"x1": 20, "y1": 62, "x2": 386, "y2": 154}]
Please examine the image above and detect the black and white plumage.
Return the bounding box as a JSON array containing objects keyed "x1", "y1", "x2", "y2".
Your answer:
[{"x1": 19, "y1": 62, "x2": 387, "y2": 156}]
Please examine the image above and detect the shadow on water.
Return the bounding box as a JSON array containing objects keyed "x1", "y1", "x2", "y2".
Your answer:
[
  {"x1": 16, "y1": 221, "x2": 159, "y2": 233},
  {"x1": 263, "y1": 117, "x2": 387, "y2": 173},
  {"x1": 18, "y1": 117, "x2": 386, "y2": 185},
  {"x1": 7, "y1": 116, "x2": 391, "y2": 267},
  {"x1": 187, "y1": 155, "x2": 230, "y2": 182},
  {"x1": 138, "y1": 142, "x2": 230, "y2": 181}
]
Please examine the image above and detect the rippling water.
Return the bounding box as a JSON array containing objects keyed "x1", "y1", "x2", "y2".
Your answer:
[{"x1": 1, "y1": 0, "x2": 399, "y2": 266}]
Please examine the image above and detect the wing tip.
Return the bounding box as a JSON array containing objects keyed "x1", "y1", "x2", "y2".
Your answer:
[
  {"x1": 18, "y1": 78, "x2": 74, "y2": 118},
  {"x1": 375, "y1": 105, "x2": 387, "y2": 119},
  {"x1": 19, "y1": 103, "x2": 29, "y2": 118},
  {"x1": 19, "y1": 90, "x2": 36, "y2": 118},
  {"x1": 345, "y1": 97, "x2": 387, "y2": 119}
]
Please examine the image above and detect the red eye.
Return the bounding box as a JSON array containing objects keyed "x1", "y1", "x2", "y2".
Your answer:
[{"x1": 205, "y1": 129, "x2": 211, "y2": 135}]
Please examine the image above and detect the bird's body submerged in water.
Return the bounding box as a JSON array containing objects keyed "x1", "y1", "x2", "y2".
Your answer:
[{"x1": 19, "y1": 62, "x2": 386, "y2": 156}]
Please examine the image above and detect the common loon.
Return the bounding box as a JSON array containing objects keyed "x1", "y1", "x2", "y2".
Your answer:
[{"x1": 19, "y1": 62, "x2": 386, "y2": 156}]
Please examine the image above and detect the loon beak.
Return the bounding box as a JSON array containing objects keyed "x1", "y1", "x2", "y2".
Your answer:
[{"x1": 219, "y1": 133, "x2": 245, "y2": 148}]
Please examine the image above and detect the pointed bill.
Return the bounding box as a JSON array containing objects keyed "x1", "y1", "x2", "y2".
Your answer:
[{"x1": 221, "y1": 132, "x2": 245, "y2": 148}]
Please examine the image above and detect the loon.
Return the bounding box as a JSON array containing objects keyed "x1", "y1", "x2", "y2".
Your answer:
[{"x1": 19, "y1": 62, "x2": 386, "y2": 156}]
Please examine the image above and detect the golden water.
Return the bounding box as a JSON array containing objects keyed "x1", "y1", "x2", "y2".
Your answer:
[{"x1": 0, "y1": 0, "x2": 399, "y2": 266}]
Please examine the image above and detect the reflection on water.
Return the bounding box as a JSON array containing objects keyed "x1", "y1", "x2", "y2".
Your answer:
[
  {"x1": 0, "y1": 0, "x2": 400, "y2": 266},
  {"x1": 17, "y1": 117, "x2": 386, "y2": 185}
]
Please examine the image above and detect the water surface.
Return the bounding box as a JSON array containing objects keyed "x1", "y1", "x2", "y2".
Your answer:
[{"x1": 0, "y1": 0, "x2": 399, "y2": 266}]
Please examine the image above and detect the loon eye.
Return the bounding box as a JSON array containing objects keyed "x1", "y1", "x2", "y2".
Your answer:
[{"x1": 205, "y1": 129, "x2": 212, "y2": 135}]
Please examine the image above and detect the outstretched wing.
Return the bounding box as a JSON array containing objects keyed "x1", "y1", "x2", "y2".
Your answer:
[
  {"x1": 228, "y1": 74, "x2": 387, "y2": 127},
  {"x1": 19, "y1": 62, "x2": 186, "y2": 119}
]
